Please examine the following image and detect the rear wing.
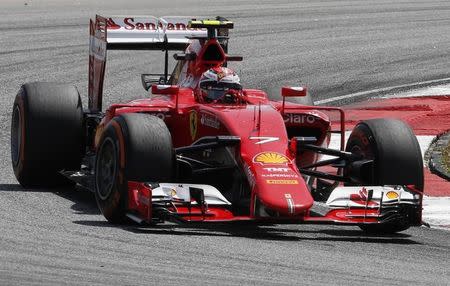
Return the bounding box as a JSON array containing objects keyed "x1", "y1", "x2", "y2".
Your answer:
[
  {"x1": 104, "y1": 16, "x2": 208, "y2": 50},
  {"x1": 88, "y1": 15, "x2": 211, "y2": 112}
]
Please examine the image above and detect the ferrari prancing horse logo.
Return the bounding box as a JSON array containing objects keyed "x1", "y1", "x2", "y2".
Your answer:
[{"x1": 189, "y1": 110, "x2": 198, "y2": 140}]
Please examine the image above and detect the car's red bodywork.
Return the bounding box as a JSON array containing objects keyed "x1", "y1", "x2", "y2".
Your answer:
[{"x1": 86, "y1": 15, "x2": 422, "y2": 227}]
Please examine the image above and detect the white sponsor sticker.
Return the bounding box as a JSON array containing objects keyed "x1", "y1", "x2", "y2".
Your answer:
[
  {"x1": 261, "y1": 174, "x2": 299, "y2": 178},
  {"x1": 249, "y1": 136, "x2": 279, "y2": 144},
  {"x1": 262, "y1": 167, "x2": 298, "y2": 178},
  {"x1": 263, "y1": 167, "x2": 289, "y2": 172},
  {"x1": 200, "y1": 113, "x2": 220, "y2": 129},
  {"x1": 284, "y1": 114, "x2": 315, "y2": 124}
]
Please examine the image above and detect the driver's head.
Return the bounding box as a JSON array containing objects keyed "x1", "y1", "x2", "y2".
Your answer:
[{"x1": 198, "y1": 67, "x2": 242, "y2": 103}]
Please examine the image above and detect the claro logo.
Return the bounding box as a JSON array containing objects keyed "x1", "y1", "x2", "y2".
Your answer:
[
  {"x1": 284, "y1": 113, "x2": 315, "y2": 124},
  {"x1": 107, "y1": 17, "x2": 202, "y2": 31}
]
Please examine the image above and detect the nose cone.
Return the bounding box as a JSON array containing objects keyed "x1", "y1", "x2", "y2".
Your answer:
[{"x1": 256, "y1": 177, "x2": 314, "y2": 216}]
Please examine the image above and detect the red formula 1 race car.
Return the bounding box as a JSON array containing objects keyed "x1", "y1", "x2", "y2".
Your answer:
[{"x1": 11, "y1": 16, "x2": 424, "y2": 233}]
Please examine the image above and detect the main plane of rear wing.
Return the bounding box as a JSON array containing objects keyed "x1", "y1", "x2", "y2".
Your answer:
[{"x1": 93, "y1": 15, "x2": 208, "y2": 50}]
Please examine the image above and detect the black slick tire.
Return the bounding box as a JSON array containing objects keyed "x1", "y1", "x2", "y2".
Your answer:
[
  {"x1": 11, "y1": 82, "x2": 83, "y2": 187},
  {"x1": 94, "y1": 113, "x2": 174, "y2": 223}
]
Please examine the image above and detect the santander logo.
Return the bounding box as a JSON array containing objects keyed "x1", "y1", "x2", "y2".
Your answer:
[
  {"x1": 106, "y1": 17, "x2": 202, "y2": 31},
  {"x1": 106, "y1": 18, "x2": 121, "y2": 30}
]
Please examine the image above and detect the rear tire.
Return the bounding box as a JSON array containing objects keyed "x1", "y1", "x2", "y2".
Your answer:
[
  {"x1": 345, "y1": 118, "x2": 423, "y2": 233},
  {"x1": 11, "y1": 82, "x2": 83, "y2": 187},
  {"x1": 95, "y1": 113, "x2": 174, "y2": 223}
]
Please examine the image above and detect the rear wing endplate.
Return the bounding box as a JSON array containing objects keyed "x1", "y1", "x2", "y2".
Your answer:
[{"x1": 88, "y1": 16, "x2": 107, "y2": 112}]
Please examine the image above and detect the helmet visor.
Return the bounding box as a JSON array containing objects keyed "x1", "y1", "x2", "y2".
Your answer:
[
  {"x1": 204, "y1": 87, "x2": 227, "y2": 100},
  {"x1": 200, "y1": 82, "x2": 242, "y2": 100}
]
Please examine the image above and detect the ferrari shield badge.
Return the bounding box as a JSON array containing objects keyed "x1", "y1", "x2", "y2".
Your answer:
[
  {"x1": 217, "y1": 71, "x2": 225, "y2": 80},
  {"x1": 189, "y1": 110, "x2": 198, "y2": 140}
]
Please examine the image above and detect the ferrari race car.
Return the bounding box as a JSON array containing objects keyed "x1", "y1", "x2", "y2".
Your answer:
[{"x1": 10, "y1": 16, "x2": 424, "y2": 233}]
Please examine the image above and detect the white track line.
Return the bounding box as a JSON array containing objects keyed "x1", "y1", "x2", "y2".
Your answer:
[
  {"x1": 382, "y1": 84, "x2": 450, "y2": 99},
  {"x1": 422, "y1": 197, "x2": 450, "y2": 230},
  {"x1": 315, "y1": 77, "x2": 450, "y2": 105}
]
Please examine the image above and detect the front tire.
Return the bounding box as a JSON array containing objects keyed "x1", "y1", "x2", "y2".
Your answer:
[
  {"x1": 95, "y1": 113, "x2": 174, "y2": 223},
  {"x1": 345, "y1": 118, "x2": 423, "y2": 233}
]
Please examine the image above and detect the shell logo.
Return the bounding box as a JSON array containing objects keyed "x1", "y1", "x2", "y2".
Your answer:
[
  {"x1": 253, "y1": 152, "x2": 290, "y2": 165},
  {"x1": 386, "y1": 191, "x2": 399, "y2": 200}
]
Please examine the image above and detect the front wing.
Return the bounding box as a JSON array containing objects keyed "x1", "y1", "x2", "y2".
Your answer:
[{"x1": 125, "y1": 182, "x2": 422, "y2": 226}]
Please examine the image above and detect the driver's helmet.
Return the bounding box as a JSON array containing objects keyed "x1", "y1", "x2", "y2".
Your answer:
[{"x1": 198, "y1": 67, "x2": 242, "y2": 103}]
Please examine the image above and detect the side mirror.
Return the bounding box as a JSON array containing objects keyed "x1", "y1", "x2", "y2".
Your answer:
[
  {"x1": 151, "y1": 84, "x2": 179, "y2": 95},
  {"x1": 173, "y1": 52, "x2": 197, "y2": 61},
  {"x1": 281, "y1": 86, "x2": 307, "y2": 97},
  {"x1": 141, "y1": 74, "x2": 167, "y2": 91}
]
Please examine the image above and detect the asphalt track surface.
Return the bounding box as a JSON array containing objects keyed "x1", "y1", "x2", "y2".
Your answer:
[{"x1": 1, "y1": 0, "x2": 450, "y2": 285}]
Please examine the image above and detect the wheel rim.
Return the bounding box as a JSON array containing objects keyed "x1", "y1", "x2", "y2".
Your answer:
[
  {"x1": 96, "y1": 137, "x2": 117, "y2": 200},
  {"x1": 348, "y1": 135, "x2": 375, "y2": 161},
  {"x1": 11, "y1": 105, "x2": 22, "y2": 167},
  {"x1": 350, "y1": 145, "x2": 367, "y2": 158}
]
